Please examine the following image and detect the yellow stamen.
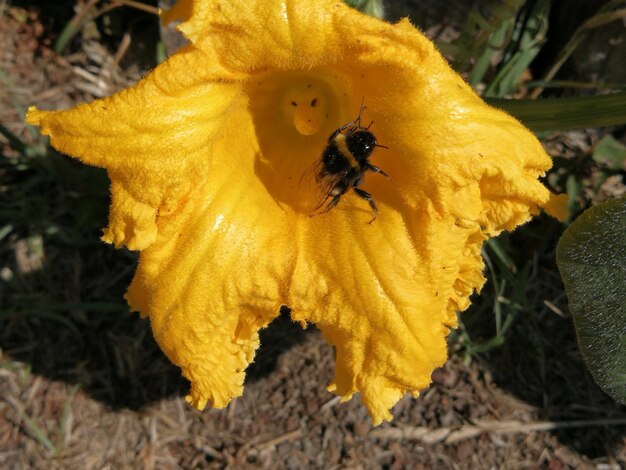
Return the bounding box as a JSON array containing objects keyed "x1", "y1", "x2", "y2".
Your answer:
[{"x1": 280, "y1": 79, "x2": 331, "y2": 136}]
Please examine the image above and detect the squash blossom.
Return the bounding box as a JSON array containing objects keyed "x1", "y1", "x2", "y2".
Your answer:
[{"x1": 27, "y1": 0, "x2": 552, "y2": 424}]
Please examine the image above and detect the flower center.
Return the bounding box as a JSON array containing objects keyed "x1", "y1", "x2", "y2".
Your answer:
[
  {"x1": 283, "y1": 83, "x2": 329, "y2": 136},
  {"x1": 246, "y1": 70, "x2": 354, "y2": 213}
]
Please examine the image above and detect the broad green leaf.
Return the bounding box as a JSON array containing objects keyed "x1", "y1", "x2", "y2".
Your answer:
[
  {"x1": 592, "y1": 135, "x2": 626, "y2": 170},
  {"x1": 557, "y1": 197, "x2": 626, "y2": 405}
]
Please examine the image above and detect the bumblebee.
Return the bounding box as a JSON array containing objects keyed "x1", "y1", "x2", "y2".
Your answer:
[{"x1": 309, "y1": 102, "x2": 389, "y2": 223}]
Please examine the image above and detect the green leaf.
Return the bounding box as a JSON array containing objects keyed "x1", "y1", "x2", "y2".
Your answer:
[
  {"x1": 556, "y1": 197, "x2": 626, "y2": 405},
  {"x1": 486, "y1": 93, "x2": 626, "y2": 131},
  {"x1": 566, "y1": 173, "x2": 582, "y2": 214},
  {"x1": 484, "y1": 0, "x2": 550, "y2": 97},
  {"x1": 592, "y1": 135, "x2": 626, "y2": 170},
  {"x1": 444, "y1": 0, "x2": 525, "y2": 74},
  {"x1": 469, "y1": 18, "x2": 512, "y2": 88}
]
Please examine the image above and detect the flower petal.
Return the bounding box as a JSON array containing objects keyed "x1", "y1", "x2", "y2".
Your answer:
[
  {"x1": 325, "y1": 16, "x2": 552, "y2": 234},
  {"x1": 287, "y1": 203, "x2": 486, "y2": 424},
  {"x1": 544, "y1": 192, "x2": 569, "y2": 222},
  {"x1": 164, "y1": 0, "x2": 345, "y2": 71},
  {"x1": 27, "y1": 46, "x2": 245, "y2": 250},
  {"x1": 126, "y1": 106, "x2": 296, "y2": 409}
]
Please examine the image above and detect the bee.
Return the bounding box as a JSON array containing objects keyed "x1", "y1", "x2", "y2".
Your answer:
[{"x1": 307, "y1": 102, "x2": 389, "y2": 224}]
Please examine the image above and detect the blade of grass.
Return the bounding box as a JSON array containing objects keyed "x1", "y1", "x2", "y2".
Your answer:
[
  {"x1": 530, "y1": 0, "x2": 626, "y2": 98},
  {"x1": 113, "y1": 0, "x2": 159, "y2": 15},
  {"x1": 55, "y1": 0, "x2": 157, "y2": 54},
  {"x1": 445, "y1": 0, "x2": 525, "y2": 74},
  {"x1": 484, "y1": 0, "x2": 551, "y2": 97},
  {"x1": 525, "y1": 80, "x2": 626, "y2": 91},
  {"x1": 0, "y1": 224, "x2": 14, "y2": 242},
  {"x1": 57, "y1": 385, "x2": 80, "y2": 448},
  {"x1": 486, "y1": 238, "x2": 517, "y2": 273},
  {"x1": 0, "y1": 123, "x2": 28, "y2": 155},
  {"x1": 344, "y1": 0, "x2": 384, "y2": 18},
  {"x1": 0, "y1": 306, "x2": 82, "y2": 335},
  {"x1": 482, "y1": 246, "x2": 506, "y2": 341},
  {"x1": 18, "y1": 409, "x2": 57, "y2": 454},
  {"x1": 55, "y1": 0, "x2": 100, "y2": 54},
  {"x1": 41, "y1": 301, "x2": 128, "y2": 313},
  {"x1": 486, "y1": 92, "x2": 626, "y2": 131},
  {"x1": 469, "y1": 20, "x2": 513, "y2": 87}
]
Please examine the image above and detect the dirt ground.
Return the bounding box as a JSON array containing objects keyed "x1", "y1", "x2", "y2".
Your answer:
[{"x1": 1, "y1": 3, "x2": 626, "y2": 469}]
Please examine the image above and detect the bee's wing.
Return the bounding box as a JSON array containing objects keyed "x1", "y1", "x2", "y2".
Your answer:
[{"x1": 298, "y1": 157, "x2": 343, "y2": 213}]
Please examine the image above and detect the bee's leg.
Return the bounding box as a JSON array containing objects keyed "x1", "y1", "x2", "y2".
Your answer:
[
  {"x1": 309, "y1": 194, "x2": 342, "y2": 218},
  {"x1": 310, "y1": 183, "x2": 346, "y2": 217},
  {"x1": 365, "y1": 163, "x2": 391, "y2": 179},
  {"x1": 337, "y1": 118, "x2": 359, "y2": 133},
  {"x1": 311, "y1": 194, "x2": 331, "y2": 212},
  {"x1": 319, "y1": 194, "x2": 342, "y2": 214},
  {"x1": 328, "y1": 127, "x2": 342, "y2": 141},
  {"x1": 353, "y1": 188, "x2": 378, "y2": 224}
]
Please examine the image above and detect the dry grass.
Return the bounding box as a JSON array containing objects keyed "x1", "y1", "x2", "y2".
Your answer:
[{"x1": 2, "y1": 333, "x2": 625, "y2": 468}]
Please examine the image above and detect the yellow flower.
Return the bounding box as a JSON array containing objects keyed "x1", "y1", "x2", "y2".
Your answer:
[{"x1": 26, "y1": 0, "x2": 551, "y2": 424}]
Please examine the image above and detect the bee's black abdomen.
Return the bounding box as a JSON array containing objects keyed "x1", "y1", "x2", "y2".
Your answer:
[
  {"x1": 322, "y1": 143, "x2": 349, "y2": 174},
  {"x1": 346, "y1": 130, "x2": 377, "y2": 163}
]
